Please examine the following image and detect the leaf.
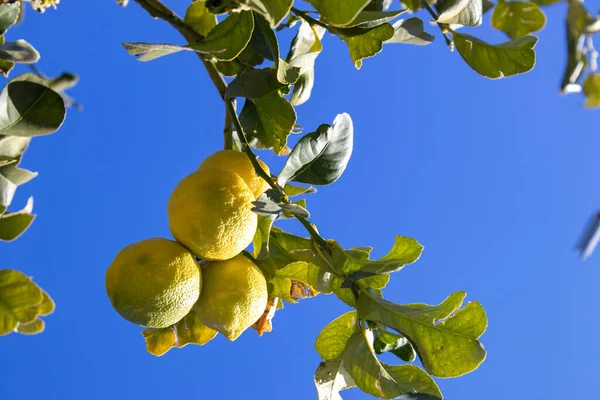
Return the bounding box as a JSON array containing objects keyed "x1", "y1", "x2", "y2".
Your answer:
[
  {"x1": 184, "y1": 1, "x2": 217, "y2": 37},
  {"x1": 279, "y1": 202, "x2": 310, "y2": 219},
  {"x1": 226, "y1": 68, "x2": 288, "y2": 100},
  {"x1": 0, "y1": 40, "x2": 40, "y2": 64},
  {"x1": 0, "y1": 269, "x2": 44, "y2": 335},
  {"x1": 239, "y1": 93, "x2": 296, "y2": 155},
  {"x1": 532, "y1": 0, "x2": 561, "y2": 5},
  {"x1": 0, "y1": 73, "x2": 66, "y2": 137},
  {"x1": 337, "y1": 24, "x2": 395, "y2": 69},
  {"x1": 0, "y1": 196, "x2": 35, "y2": 241},
  {"x1": 307, "y1": 0, "x2": 372, "y2": 27},
  {"x1": 314, "y1": 355, "x2": 356, "y2": 400},
  {"x1": 192, "y1": 10, "x2": 254, "y2": 61},
  {"x1": 269, "y1": 261, "x2": 317, "y2": 302},
  {"x1": 16, "y1": 317, "x2": 44, "y2": 334},
  {"x1": 491, "y1": 1, "x2": 546, "y2": 39},
  {"x1": 142, "y1": 308, "x2": 217, "y2": 356},
  {"x1": 343, "y1": 329, "x2": 443, "y2": 399},
  {"x1": 332, "y1": 236, "x2": 423, "y2": 287},
  {"x1": 401, "y1": 0, "x2": 422, "y2": 12},
  {"x1": 0, "y1": 3, "x2": 20, "y2": 35},
  {"x1": 0, "y1": 135, "x2": 30, "y2": 160},
  {"x1": 452, "y1": 31, "x2": 538, "y2": 79},
  {"x1": 365, "y1": 0, "x2": 394, "y2": 11},
  {"x1": 251, "y1": 12, "x2": 300, "y2": 84},
  {"x1": 357, "y1": 290, "x2": 487, "y2": 378},
  {"x1": 269, "y1": 227, "x2": 314, "y2": 266},
  {"x1": 331, "y1": 273, "x2": 389, "y2": 307},
  {"x1": 122, "y1": 42, "x2": 198, "y2": 62},
  {"x1": 315, "y1": 311, "x2": 358, "y2": 360},
  {"x1": 287, "y1": 20, "x2": 325, "y2": 105},
  {"x1": 253, "y1": 215, "x2": 276, "y2": 259},
  {"x1": 251, "y1": 295, "x2": 279, "y2": 336},
  {"x1": 283, "y1": 183, "x2": 317, "y2": 197},
  {"x1": 336, "y1": 10, "x2": 406, "y2": 28},
  {"x1": 252, "y1": 191, "x2": 283, "y2": 218},
  {"x1": 583, "y1": 74, "x2": 600, "y2": 108},
  {"x1": 278, "y1": 113, "x2": 353, "y2": 186},
  {"x1": 560, "y1": 0, "x2": 595, "y2": 92},
  {"x1": 0, "y1": 164, "x2": 36, "y2": 209},
  {"x1": 385, "y1": 18, "x2": 434, "y2": 46},
  {"x1": 374, "y1": 329, "x2": 416, "y2": 362},
  {"x1": 437, "y1": 0, "x2": 483, "y2": 27},
  {"x1": 247, "y1": 0, "x2": 294, "y2": 27}
]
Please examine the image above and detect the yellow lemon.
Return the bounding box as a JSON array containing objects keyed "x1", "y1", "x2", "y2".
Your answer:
[
  {"x1": 105, "y1": 238, "x2": 201, "y2": 328},
  {"x1": 195, "y1": 254, "x2": 268, "y2": 341},
  {"x1": 167, "y1": 167, "x2": 257, "y2": 261},
  {"x1": 199, "y1": 150, "x2": 270, "y2": 198}
]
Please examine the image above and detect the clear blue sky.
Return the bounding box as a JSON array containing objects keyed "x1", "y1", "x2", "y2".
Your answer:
[{"x1": 2, "y1": 1, "x2": 599, "y2": 399}]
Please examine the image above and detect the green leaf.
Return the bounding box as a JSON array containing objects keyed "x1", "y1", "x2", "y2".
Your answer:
[
  {"x1": 142, "y1": 308, "x2": 218, "y2": 356},
  {"x1": 239, "y1": 92, "x2": 296, "y2": 155},
  {"x1": 269, "y1": 227, "x2": 314, "y2": 265},
  {"x1": 331, "y1": 273, "x2": 389, "y2": 307},
  {"x1": 0, "y1": 269, "x2": 44, "y2": 335},
  {"x1": 532, "y1": 0, "x2": 561, "y2": 5},
  {"x1": 0, "y1": 40, "x2": 40, "y2": 64},
  {"x1": 0, "y1": 36, "x2": 12, "y2": 77},
  {"x1": 226, "y1": 67, "x2": 288, "y2": 99},
  {"x1": 331, "y1": 236, "x2": 422, "y2": 287},
  {"x1": 253, "y1": 215, "x2": 276, "y2": 259},
  {"x1": 583, "y1": 74, "x2": 600, "y2": 108},
  {"x1": 314, "y1": 355, "x2": 356, "y2": 400},
  {"x1": 279, "y1": 202, "x2": 310, "y2": 219},
  {"x1": 122, "y1": 42, "x2": 198, "y2": 62},
  {"x1": 337, "y1": 24, "x2": 395, "y2": 69},
  {"x1": 308, "y1": 0, "x2": 372, "y2": 26},
  {"x1": 0, "y1": 196, "x2": 35, "y2": 241},
  {"x1": 269, "y1": 261, "x2": 317, "y2": 302},
  {"x1": 365, "y1": 0, "x2": 393, "y2": 11},
  {"x1": 401, "y1": 0, "x2": 421, "y2": 12},
  {"x1": 283, "y1": 182, "x2": 317, "y2": 197},
  {"x1": 0, "y1": 73, "x2": 66, "y2": 137},
  {"x1": 15, "y1": 317, "x2": 44, "y2": 334},
  {"x1": 307, "y1": 260, "x2": 334, "y2": 294},
  {"x1": 315, "y1": 311, "x2": 358, "y2": 360},
  {"x1": 278, "y1": 113, "x2": 353, "y2": 186},
  {"x1": 491, "y1": 1, "x2": 546, "y2": 39},
  {"x1": 338, "y1": 10, "x2": 406, "y2": 29},
  {"x1": 0, "y1": 3, "x2": 20, "y2": 35},
  {"x1": 374, "y1": 329, "x2": 416, "y2": 362},
  {"x1": 452, "y1": 32, "x2": 538, "y2": 79},
  {"x1": 358, "y1": 290, "x2": 487, "y2": 378},
  {"x1": 287, "y1": 20, "x2": 325, "y2": 105},
  {"x1": 247, "y1": 0, "x2": 294, "y2": 27},
  {"x1": 251, "y1": 12, "x2": 300, "y2": 84},
  {"x1": 437, "y1": 0, "x2": 483, "y2": 26},
  {"x1": 343, "y1": 329, "x2": 443, "y2": 399},
  {"x1": 184, "y1": 1, "x2": 217, "y2": 37},
  {"x1": 192, "y1": 10, "x2": 254, "y2": 61},
  {"x1": 385, "y1": 18, "x2": 434, "y2": 46},
  {"x1": 0, "y1": 135, "x2": 30, "y2": 160}
]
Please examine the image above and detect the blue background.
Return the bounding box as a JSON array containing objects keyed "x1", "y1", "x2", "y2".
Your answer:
[{"x1": 2, "y1": 1, "x2": 598, "y2": 399}]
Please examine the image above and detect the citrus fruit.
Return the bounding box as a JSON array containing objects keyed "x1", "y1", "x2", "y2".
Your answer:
[
  {"x1": 105, "y1": 238, "x2": 201, "y2": 328},
  {"x1": 195, "y1": 254, "x2": 268, "y2": 341},
  {"x1": 199, "y1": 150, "x2": 270, "y2": 198},
  {"x1": 167, "y1": 167, "x2": 257, "y2": 261}
]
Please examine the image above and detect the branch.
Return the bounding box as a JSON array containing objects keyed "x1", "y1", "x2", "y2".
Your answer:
[
  {"x1": 133, "y1": 0, "x2": 227, "y2": 99},
  {"x1": 290, "y1": 7, "x2": 328, "y2": 29},
  {"x1": 422, "y1": 1, "x2": 454, "y2": 51}
]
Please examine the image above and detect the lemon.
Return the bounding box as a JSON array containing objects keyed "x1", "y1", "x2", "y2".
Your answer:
[
  {"x1": 195, "y1": 254, "x2": 268, "y2": 341},
  {"x1": 105, "y1": 238, "x2": 201, "y2": 328},
  {"x1": 199, "y1": 150, "x2": 270, "y2": 198},
  {"x1": 167, "y1": 167, "x2": 257, "y2": 261}
]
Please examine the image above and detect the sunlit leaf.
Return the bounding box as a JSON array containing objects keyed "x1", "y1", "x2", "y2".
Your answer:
[
  {"x1": 278, "y1": 113, "x2": 353, "y2": 186},
  {"x1": 385, "y1": 18, "x2": 434, "y2": 46},
  {"x1": 287, "y1": 20, "x2": 325, "y2": 105},
  {"x1": 336, "y1": 24, "x2": 395, "y2": 69},
  {"x1": 343, "y1": 329, "x2": 443, "y2": 398},
  {"x1": 437, "y1": 0, "x2": 483, "y2": 26},
  {"x1": 0, "y1": 73, "x2": 66, "y2": 137},
  {"x1": 269, "y1": 261, "x2": 317, "y2": 302},
  {"x1": 247, "y1": 0, "x2": 293, "y2": 27},
  {"x1": 0, "y1": 269, "x2": 44, "y2": 335},
  {"x1": 16, "y1": 317, "x2": 44, "y2": 334},
  {"x1": 0, "y1": 3, "x2": 20, "y2": 35},
  {"x1": 315, "y1": 311, "x2": 358, "y2": 360},
  {"x1": 307, "y1": 0, "x2": 372, "y2": 26},
  {"x1": 253, "y1": 215, "x2": 276, "y2": 259},
  {"x1": 0, "y1": 40, "x2": 40, "y2": 64},
  {"x1": 184, "y1": 0, "x2": 217, "y2": 37},
  {"x1": 358, "y1": 290, "x2": 487, "y2": 378},
  {"x1": 583, "y1": 74, "x2": 600, "y2": 108},
  {"x1": 452, "y1": 31, "x2": 538, "y2": 79},
  {"x1": 142, "y1": 308, "x2": 217, "y2": 356},
  {"x1": 314, "y1": 355, "x2": 356, "y2": 400},
  {"x1": 0, "y1": 196, "x2": 35, "y2": 241},
  {"x1": 122, "y1": 42, "x2": 198, "y2": 62},
  {"x1": 192, "y1": 10, "x2": 254, "y2": 61},
  {"x1": 283, "y1": 182, "x2": 317, "y2": 197},
  {"x1": 374, "y1": 329, "x2": 416, "y2": 362},
  {"x1": 339, "y1": 10, "x2": 405, "y2": 28},
  {"x1": 491, "y1": 0, "x2": 546, "y2": 39}
]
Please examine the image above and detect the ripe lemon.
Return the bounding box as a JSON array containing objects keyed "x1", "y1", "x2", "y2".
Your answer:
[
  {"x1": 167, "y1": 167, "x2": 257, "y2": 261},
  {"x1": 105, "y1": 238, "x2": 201, "y2": 328},
  {"x1": 199, "y1": 150, "x2": 270, "y2": 198},
  {"x1": 195, "y1": 254, "x2": 268, "y2": 341}
]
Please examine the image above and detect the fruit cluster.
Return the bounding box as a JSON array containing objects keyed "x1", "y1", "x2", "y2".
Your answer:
[{"x1": 106, "y1": 150, "x2": 271, "y2": 341}]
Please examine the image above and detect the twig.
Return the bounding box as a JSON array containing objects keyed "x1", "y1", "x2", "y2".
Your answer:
[
  {"x1": 224, "y1": 99, "x2": 234, "y2": 149},
  {"x1": 422, "y1": 1, "x2": 454, "y2": 51},
  {"x1": 290, "y1": 7, "x2": 328, "y2": 29}
]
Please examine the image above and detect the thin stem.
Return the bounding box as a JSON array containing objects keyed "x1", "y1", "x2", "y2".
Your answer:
[
  {"x1": 422, "y1": 1, "x2": 454, "y2": 51},
  {"x1": 290, "y1": 7, "x2": 328, "y2": 29},
  {"x1": 224, "y1": 100, "x2": 234, "y2": 150}
]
